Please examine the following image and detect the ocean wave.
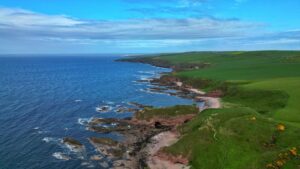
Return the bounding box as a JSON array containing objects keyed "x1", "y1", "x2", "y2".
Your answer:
[
  {"x1": 42, "y1": 137, "x2": 61, "y2": 143},
  {"x1": 45, "y1": 137, "x2": 87, "y2": 160},
  {"x1": 75, "y1": 99, "x2": 82, "y2": 102},
  {"x1": 132, "y1": 80, "x2": 144, "y2": 85},
  {"x1": 64, "y1": 144, "x2": 87, "y2": 160},
  {"x1": 37, "y1": 130, "x2": 49, "y2": 134},
  {"x1": 81, "y1": 162, "x2": 95, "y2": 168},
  {"x1": 139, "y1": 76, "x2": 152, "y2": 81},
  {"x1": 52, "y1": 152, "x2": 71, "y2": 161},
  {"x1": 134, "y1": 74, "x2": 153, "y2": 81},
  {"x1": 138, "y1": 70, "x2": 156, "y2": 75},
  {"x1": 78, "y1": 118, "x2": 92, "y2": 126},
  {"x1": 33, "y1": 127, "x2": 49, "y2": 134},
  {"x1": 65, "y1": 144, "x2": 82, "y2": 153},
  {"x1": 95, "y1": 105, "x2": 113, "y2": 113},
  {"x1": 138, "y1": 88, "x2": 166, "y2": 95}
]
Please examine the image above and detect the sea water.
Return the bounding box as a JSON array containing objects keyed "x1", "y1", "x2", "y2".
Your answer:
[{"x1": 0, "y1": 56, "x2": 193, "y2": 169}]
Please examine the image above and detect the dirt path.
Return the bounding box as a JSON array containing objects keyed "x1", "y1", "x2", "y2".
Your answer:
[
  {"x1": 146, "y1": 131, "x2": 190, "y2": 169},
  {"x1": 199, "y1": 96, "x2": 221, "y2": 109},
  {"x1": 146, "y1": 84, "x2": 221, "y2": 169}
]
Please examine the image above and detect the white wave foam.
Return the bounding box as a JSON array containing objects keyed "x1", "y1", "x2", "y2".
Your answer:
[
  {"x1": 95, "y1": 105, "x2": 112, "y2": 113},
  {"x1": 81, "y1": 162, "x2": 89, "y2": 166},
  {"x1": 140, "y1": 76, "x2": 152, "y2": 81},
  {"x1": 64, "y1": 142, "x2": 86, "y2": 153},
  {"x1": 78, "y1": 118, "x2": 92, "y2": 126},
  {"x1": 42, "y1": 137, "x2": 52, "y2": 143},
  {"x1": 37, "y1": 130, "x2": 48, "y2": 134},
  {"x1": 138, "y1": 88, "x2": 165, "y2": 95},
  {"x1": 75, "y1": 99, "x2": 82, "y2": 102},
  {"x1": 87, "y1": 164, "x2": 95, "y2": 168},
  {"x1": 105, "y1": 101, "x2": 115, "y2": 105},
  {"x1": 138, "y1": 70, "x2": 155, "y2": 75},
  {"x1": 52, "y1": 152, "x2": 71, "y2": 161},
  {"x1": 81, "y1": 162, "x2": 95, "y2": 168},
  {"x1": 64, "y1": 144, "x2": 87, "y2": 160},
  {"x1": 42, "y1": 137, "x2": 61, "y2": 143}
]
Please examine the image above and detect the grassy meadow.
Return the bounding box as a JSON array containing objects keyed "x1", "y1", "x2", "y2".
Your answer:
[
  {"x1": 151, "y1": 51, "x2": 300, "y2": 124},
  {"x1": 129, "y1": 51, "x2": 300, "y2": 169}
]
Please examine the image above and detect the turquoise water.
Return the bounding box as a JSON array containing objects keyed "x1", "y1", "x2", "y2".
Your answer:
[{"x1": 0, "y1": 56, "x2": 193, "y2": 169}]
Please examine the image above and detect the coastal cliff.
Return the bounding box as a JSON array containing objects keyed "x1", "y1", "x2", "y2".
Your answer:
[{"x1": 118, "y1": 51, "x2": 300, "y2": 169}]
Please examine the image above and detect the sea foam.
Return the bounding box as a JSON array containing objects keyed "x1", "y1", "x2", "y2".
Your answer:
[
  {"x1": 78, "y1": 118, "x2": 92, "y2": 126},
  {"x1": 52, "y1": 152, "x2": 71, "y2": 161}
]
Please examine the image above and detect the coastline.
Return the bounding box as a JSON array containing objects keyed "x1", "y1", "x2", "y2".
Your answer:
[
  {"x1": 117, "y1": 58, "x2": 222, "y2": 169},
  {"x1": 116, "y1": 52, "x2": 300, "y2": 169},
  {"x1": 144, "y1": 80, "x2": 221, "y2": 169},
  {"x1": 38, "y1": 57, "x2": 217, "y2": 169}
]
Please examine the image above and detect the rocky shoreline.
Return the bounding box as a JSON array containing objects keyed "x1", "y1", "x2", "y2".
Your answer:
[
  {"x1": 114, "y1": 58, "x2": 222, "y2": 168},
  {"x1": 58, "y1": 58, "x2": 222, "y2": 169},
  {"x1": 138, "y1": 75, "x2": 221, "y2": 169},
  {"x1": 60, "y1": 73, "x2": 221, "y2": 168},
  {"x1": 108, "y1": 64, "x2": 222, "y2": 168}
]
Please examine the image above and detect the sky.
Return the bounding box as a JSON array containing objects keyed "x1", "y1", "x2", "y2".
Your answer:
[{"x1": 0, "y1": 0, "x2": 299, "y2": 54}]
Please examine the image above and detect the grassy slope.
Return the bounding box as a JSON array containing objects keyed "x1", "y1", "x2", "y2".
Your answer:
[
  {"x1": 164, "y1": 108, "x2": 300, "y2": 169},
  {"x1": 141, "y1": 51, "x2": 300, "y2": 169},
  {"x1": 135, "y1": 105, "x2": 198, "y2": 120},
  {"x1": 158, "y1": 51, "x2": 300, "y2": 123},
  {"x1": 244, "y1": 78, "x2": 300, "y2": 124},
  {"x1": 160, "y1": 51, "x2": 300, "y2": 81}
]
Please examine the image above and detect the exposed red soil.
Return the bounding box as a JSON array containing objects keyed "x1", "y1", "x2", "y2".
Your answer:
[
  {"x1": 129, "y1": 114, "x2": 196, "y2": 127},
  {"x1": 205, "y1": 90, "x2": 224, "y2": 97},
  {"x1": 155, "y1": 151, "x2": 189, "y2": 165}
]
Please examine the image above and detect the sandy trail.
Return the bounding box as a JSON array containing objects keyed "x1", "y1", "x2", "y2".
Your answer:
[
  {"x1": 199, "y1": 96, "x2": 221, "y2": 109},
  {"x1": 146, "y1": 131, "x2": 189, "y2": 169}
]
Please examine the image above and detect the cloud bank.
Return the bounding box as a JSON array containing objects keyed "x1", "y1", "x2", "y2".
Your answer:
[{"x1": 0, "y1": 7, "x2": 299, "y2": 54}]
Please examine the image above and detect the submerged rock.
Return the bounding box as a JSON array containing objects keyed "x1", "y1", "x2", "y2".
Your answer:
[
  {"x1": 128, "y1": 102, "x2": 153, "y2": 109},
  {"x1": 62, "y1": 137, "x2": 86, "y2": 156},
  {"x1": 63, "y1": 137, "x2": 83, "y2": 148},
  {"x1": 88, "y1": 125, "x2": 130, "y2": 133},
  {"x1": 89, "y1": 118, "x2": 119, "y2": 125},
  {"x1": 89, "y1": 137, "x2": 119, "y2": 146},
  {"x1": 89, "y1": 137, "x2": 124, "y2": 159},
  {"x1": 115, "y1": 106, "x2": 139, "y2": 113},
  {"x1": 96, "y1": 105, "x2": 111, "y2": 113},
  {"x1": 87, "y1": 118, "x2": 132, "y2": 133},
  {"x1": 90, "y1": 155, "x2": 103, "y2": 161}
]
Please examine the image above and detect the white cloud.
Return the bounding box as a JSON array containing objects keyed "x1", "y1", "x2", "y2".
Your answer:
[
  {"x1": 0, "y1": 7, "x2": 299, "y2": 54},
  {"x1": 0, "y1": 7, "x2": 262, "y2": 41},
  {"x1": 0, "y1": 7, "x2": 84, "y2": 27}
]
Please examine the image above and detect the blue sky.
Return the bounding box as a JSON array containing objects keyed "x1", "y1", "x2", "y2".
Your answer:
[{"x1": 0, "y1": 0, "x2": 299, "y2": 54}]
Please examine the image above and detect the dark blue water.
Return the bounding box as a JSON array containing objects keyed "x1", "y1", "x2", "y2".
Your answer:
[{"x1": 0, "y1": 56, "x2": 193, "y2": 169}]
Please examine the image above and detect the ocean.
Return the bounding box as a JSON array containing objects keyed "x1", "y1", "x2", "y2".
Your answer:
[{"x1": 0, "y1": 56, "x2": 194, "y2": 169}]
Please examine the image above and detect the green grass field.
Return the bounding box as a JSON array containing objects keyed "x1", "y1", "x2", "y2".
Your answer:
[
  {"x1": 244, "y1": 78, "x2": 300, "y2": 124},
  {"x1": 160, "y1": 51, "x2": 300, "y2": 81},
  {"x1": 165, "y1": 108, "x2": 300, "y2": 169},
  {"x1": 152, "y1": 51, "x2": 300, "y2": 123},
  {"x1": 130, "y1": 51, "x2": 300, "y2": 169}
]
